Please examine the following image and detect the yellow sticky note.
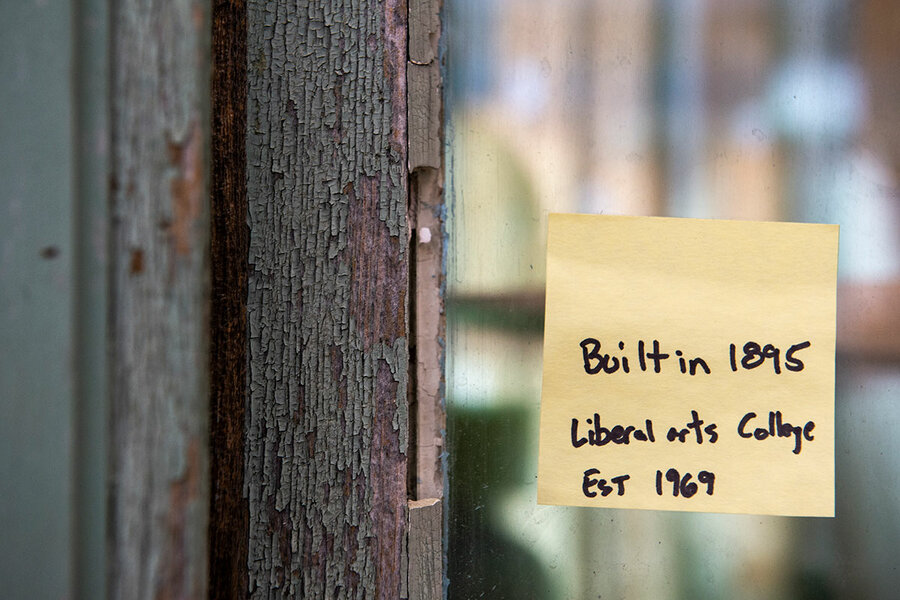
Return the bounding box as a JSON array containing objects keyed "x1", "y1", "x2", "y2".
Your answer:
[{"x1": 537, "y1": 214, "x2": 838, "y2": 517}]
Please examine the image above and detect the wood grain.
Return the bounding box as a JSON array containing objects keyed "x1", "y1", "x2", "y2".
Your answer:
[{"x1": 209, "y1": 0, "x2": 250, "y2": 598}]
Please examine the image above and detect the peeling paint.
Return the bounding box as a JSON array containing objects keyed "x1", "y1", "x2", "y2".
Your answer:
[{"x1": 246, "y1": 1, "x2": 409, "y2": 598}]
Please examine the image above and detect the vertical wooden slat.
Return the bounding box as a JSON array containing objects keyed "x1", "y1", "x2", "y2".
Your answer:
[
  {"x1": 245, "y1": 1, "x2": 409, "y2": 597},
  {"x1": 73, "y1": 0, "x2": 110, "y2": 596},
  {"x1": 408, "y1": 4, "x2": 445, "y2": 596},
  {"x1": 209, "y1": 0, "x2": 250, "y2": 598},
  {"x1": 108, "y1": 1, "x2": 211, "y2": 598},
  {"x1": 408, "y1": 0, "x2": 445, "y2": 502},
  {"x1": 0, "y1": 3, "x2": 76, "y2": 597},
  {"x1": 2, "y1": 1, "x2": 110, "y2": 596},
  {"x1": 408, "y1": 499, "x2": 443, "y2": 600}
]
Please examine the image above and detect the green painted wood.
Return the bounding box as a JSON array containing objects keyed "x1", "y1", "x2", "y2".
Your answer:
[
  {"x1": 245, "y1": 1, "x2": 410, "y2": 597},
  {"x1": 0, "y1": 3, "x2": 76, "y2": 598},
  {"x1": 73, "y1": 0, "x2": 110, "y2": 596},
  {"x1": 4, "y1": 2, "x2": 211, "y2": 598},
  {"x1": 1, "y1": 1, "x2": 109, "y2": 597}
]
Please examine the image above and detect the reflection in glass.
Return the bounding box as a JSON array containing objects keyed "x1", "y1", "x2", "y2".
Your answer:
[{"x1": 445, "y1": 1, "x2": 900, "y2": 598}]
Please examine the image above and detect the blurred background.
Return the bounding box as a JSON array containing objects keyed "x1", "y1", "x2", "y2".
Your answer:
[{"x1": 444, "y1": 0, "x2": 900, "y2": 598}]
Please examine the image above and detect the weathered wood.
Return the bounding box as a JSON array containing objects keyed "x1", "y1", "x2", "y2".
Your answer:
[
  {"x1": 410, "y1": 0, "x2": 440, "y2": 66},
  {"x1": 408, "y1": 64, "x2": 443, "y2": 173},
  {"x1": 411, "y1": 166, "x2": 445, "y2": 500},
  {"x1": 245, "y1": 1, "x2": 409, "y2": 598},
  {"x1": 409, "y1": 0, "x2": 445, "y2": 501},
  {"x1": 407, "y1": 499, "x2": 442, "y2": 600},
  {"x1": 209, "y1": 1, "x2": 250, "y2": 598},
  {"x1": 408, "y1": 0, "x2": 443, "y2": 172},
  {"x1": 108, "y1": 1, "x2": 211, "y2": 598}
]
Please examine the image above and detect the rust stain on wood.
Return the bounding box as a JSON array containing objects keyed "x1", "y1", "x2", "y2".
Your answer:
[
  {"x1": 158, "y1": 438, "x2": 202, "y2": 600},
  {"x1": 167, "y1": 121, "x2": 204, "y2": 257},
  {"x1": 129, "y1": 248, "x2": 144, "y2": 274}
]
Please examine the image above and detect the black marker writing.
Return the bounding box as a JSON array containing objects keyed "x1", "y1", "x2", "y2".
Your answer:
[
  {"x1": 729, "y1": 340, "x2": 811, "y2": 374},
  {"x1": 580, "y1": 339, "x2": 709, "y2": 375},
  {"x1": 666, "y1": 410, "x2": 718, "y2": 444},
  {"x1": 582, "y1": 468, "x2": 630, "y2": 497},
  {"x1": 571, "y1": 414, "x2": 656, "y2": 447},
  {"x1": 737, "y1": 411, "x2": 815, "y2": 454}
]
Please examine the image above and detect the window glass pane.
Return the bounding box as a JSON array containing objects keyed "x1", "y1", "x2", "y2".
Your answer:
[{"x1": 445, "y1": 1, "x2": 900, "y2": 598}]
